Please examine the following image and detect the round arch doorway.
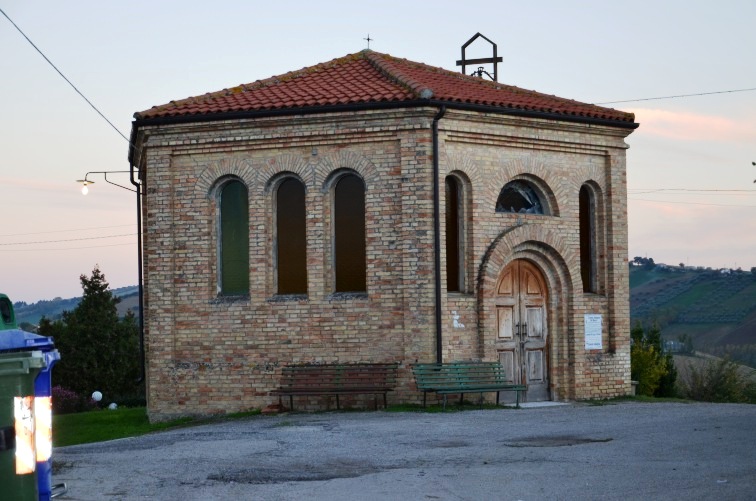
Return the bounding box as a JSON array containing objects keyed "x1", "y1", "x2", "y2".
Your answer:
[{"x1": 495, "y1": 259, "x2": 550, "y2": 402}]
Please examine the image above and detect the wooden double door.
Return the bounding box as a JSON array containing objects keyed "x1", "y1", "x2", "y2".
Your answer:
[{"x1": 495, "y1": 260, "x2": 550, "y2": 402}]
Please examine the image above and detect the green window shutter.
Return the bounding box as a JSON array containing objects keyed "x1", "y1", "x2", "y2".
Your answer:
[{"x1": 220, "y1": 180, "x2": 250, "y2": 295}]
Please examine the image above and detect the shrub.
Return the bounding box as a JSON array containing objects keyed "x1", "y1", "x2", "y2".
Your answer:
[
  {"x1": 52, "y1": 386, "x2": 98, "y2": 414},
  {"x1": 630, "y1": 322, "x2": 677, "y2": 397},
  {"x1": 679, "y1": 358, "x2": 756, "y2": 403}
]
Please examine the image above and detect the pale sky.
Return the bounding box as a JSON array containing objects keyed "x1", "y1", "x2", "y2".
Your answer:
[{"x1": 1, "y1": 1, "x2": 754, "y2": 303}]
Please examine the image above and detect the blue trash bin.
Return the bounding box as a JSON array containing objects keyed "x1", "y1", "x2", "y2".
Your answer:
[{"x1": 0, "y1": 329, "x2": 64, "y2": 501}]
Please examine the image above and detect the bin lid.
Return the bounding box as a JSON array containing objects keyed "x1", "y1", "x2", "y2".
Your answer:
[{"x1": 0, "y1": 328, "x2": 56, "y2": 352}]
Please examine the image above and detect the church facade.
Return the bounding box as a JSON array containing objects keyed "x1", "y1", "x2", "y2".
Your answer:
[{"x1": 129, "y1": 50, "x2": 638, "y2": 420}]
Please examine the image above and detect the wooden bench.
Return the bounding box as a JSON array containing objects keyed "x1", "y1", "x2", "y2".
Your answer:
[
  {"x1": 412, "y1": 362, "x2": 526, "y2": 409},
  {"x1": 271, "y1": 363, "x2": 399, "y2": 411}
]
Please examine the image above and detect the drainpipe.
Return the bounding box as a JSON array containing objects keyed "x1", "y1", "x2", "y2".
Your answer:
[
  {"x1": 432, "y1": 106, "x2": 446, "y2": 363},
  {"x1": 130, "y1": 163, "x2": 145, "y2": 385}
]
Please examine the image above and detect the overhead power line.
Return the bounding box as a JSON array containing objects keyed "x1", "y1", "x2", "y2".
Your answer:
[
  {"x1": 597, "y1": 87, "x2": 756, "y2": 105},
  {"x1": 628, "y1": 189, "x2": 756, "y2": 196},
  {"x1": 0, "y1": 223, "x2": 137, "y2": 238},
  {"x1": 0, "y1": 242, "x2": 136, "y2": 252},
  {"x1": 0, "y1": 233, "x2": 136, "y2": 246},
  {"x1": 0, "y1": 7, "x2": 130, "y2": 143},
  {"x1": 629, "y1": 198, "x2": 756, "y2": 208}
]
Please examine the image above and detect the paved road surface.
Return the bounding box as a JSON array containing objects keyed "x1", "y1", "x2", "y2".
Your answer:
[{"x1": 53, "y1": 401, "x2": 756, "y2": 500}]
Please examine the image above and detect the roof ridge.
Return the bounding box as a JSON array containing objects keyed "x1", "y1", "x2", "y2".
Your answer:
[
  {"x1": 362, "y1": 51, "x2": 434, "y2": 99},
  {"x1": 369, "y1": 53, "x2": 628, "y2": 116}
]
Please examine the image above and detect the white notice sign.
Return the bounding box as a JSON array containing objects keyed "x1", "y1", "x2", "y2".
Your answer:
[{"x1": 584, "y1": 314, "x2": 603, "y2": 350}]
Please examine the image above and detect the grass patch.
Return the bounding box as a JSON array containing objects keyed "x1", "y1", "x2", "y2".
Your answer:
[{"x1": 53, "y1": 407, "x2": 260, "y2": 447}]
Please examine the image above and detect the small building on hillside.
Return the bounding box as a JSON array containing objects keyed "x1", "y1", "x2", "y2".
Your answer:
[{"x1": 129, "y1": 49, "x2": 638, "y2": 420}]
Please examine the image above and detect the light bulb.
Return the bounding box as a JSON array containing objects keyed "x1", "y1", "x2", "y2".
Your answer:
[{"x1": 81, "y1": 184, "x2": 89, "y2": 195}]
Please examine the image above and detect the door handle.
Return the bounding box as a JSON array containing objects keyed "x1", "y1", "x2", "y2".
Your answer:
[{"x1": 522, "y1": 322, "x2": 528, "y2": 337}]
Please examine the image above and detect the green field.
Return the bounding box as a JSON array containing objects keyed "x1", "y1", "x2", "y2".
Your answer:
[{"x1": 630, "y1": 267, "x2": 756, "y2": 365}]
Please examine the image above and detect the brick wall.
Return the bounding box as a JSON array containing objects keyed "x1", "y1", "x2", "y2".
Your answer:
[{"x1": 134, "y1": 107, "x2": 634, "y2": 421}]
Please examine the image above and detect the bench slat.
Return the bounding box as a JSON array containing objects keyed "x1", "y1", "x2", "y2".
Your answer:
[
  {"x1": 412, "y1": 362, "x2": 525, "y2": 409},
  {"x1": 271, "y1": 363, "x2": 399, "y2": 410}
]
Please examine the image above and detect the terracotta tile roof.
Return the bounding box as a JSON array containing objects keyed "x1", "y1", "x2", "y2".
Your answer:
[{"x1": 135, "y1": 51, "x2": 635, "y2": 126}]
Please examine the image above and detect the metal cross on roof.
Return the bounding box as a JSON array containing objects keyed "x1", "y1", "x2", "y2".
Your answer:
[{"x1": 364, "y1": 34, "x2": 373, "y2": 49}]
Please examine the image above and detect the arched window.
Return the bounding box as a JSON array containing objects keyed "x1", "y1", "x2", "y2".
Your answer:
[
  {"x1": 334, "y1": 174, "x2": 366, "y2": 292},
  {"x1": 496, "y1": 181, "x2": 545, "y2": 214},
  {"x1": 219, "y1": 180, "x2": 249, "y2": 295},
  {"x1": 445, "y1": 176, "x2": 464, "y2": 292},
  {"x1": 579, "y1": 184, "x2": 596, "y2": 293},
  {"x1": 276, "y1": 178, "x2": 307, "y2": 294}
]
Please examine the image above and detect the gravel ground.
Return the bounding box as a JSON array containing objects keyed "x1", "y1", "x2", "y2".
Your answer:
[{"x1": 53, "y1": 401, "x2": 756, "y2": 500}]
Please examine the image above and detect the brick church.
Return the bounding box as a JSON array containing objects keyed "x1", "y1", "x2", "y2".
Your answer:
[{"x1": 129, "y1": 49, "x2": 638, "y2": 420}]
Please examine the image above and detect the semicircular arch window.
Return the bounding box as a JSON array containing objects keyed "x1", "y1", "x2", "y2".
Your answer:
[{"x1": 495, "y1": 181, "x2": 545, "y2": 215}]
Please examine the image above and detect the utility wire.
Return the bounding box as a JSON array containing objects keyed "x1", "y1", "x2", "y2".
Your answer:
[
  {"x1": 629, "y1": 189, "x2": 756, "y2": 196},
  {"x1": 0, "y1": 7, "x2": 130, "y2": 143},
  {"x1": 0, "y1": 233, "x2": 136, "y2": 246},
  {"x1": 597, "y1": 87, "x2": 756, "y2": 105},
  {"x1": 628, "y1": 188, "x2": 755, "y2": 193},
  {"x1": 0, "y1": 242, "x2": 136, "y2": 252},
  {"x1": 629, "y1": 198, "x2": 756, "y2": 208},
  {"x1": 0, "y1": 224, "x2": 137, "y2": 238}
]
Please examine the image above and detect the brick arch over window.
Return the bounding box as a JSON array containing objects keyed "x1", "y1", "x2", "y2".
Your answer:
[
  {"x1": 261, "y1": 154, "x2": 314, "y2": 194},
  {"x1": 485, "y1": 155, "x2": 561, "y2": 217},
  {"x1": 443, "y1": 152, "x2": 483, "y2": 187},
  {"x1": 315, "y1": 149, "x2": 379, "y2": 188},
  {"x1": 476, "y1": 226, "x2": 578, "y2": 400},
  {"x1": 496, "y1": 174, "x2": 559, "y2": 216},
  {"x1": 196, "y1": 156, "x2": 257, "y2": 197}
]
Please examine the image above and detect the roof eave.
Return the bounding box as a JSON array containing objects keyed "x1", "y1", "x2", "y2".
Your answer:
[{"x1": 128, "y1": 99, "x2": 638, "y2": 163}]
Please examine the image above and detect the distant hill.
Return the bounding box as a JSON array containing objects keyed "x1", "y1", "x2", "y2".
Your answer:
[
  {"x1": 12, "y1": 286, "x2": 140, "y2": 327},
  {"x1": 630, "y1": 265, "x2": 756, "y2": 367}
]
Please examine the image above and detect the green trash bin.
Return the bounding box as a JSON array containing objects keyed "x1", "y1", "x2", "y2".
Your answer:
[{"x1": 0, "y1": 350, "x2": 46, "y2": 501}]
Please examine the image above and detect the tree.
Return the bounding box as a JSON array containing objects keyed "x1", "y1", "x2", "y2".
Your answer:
[
  {"x1": 632, "y1": 256, "x2": 656, "y2": 269},
  {"x1": 631, "y1": 322, "x2": 677, "y2": 397},
  {"x1": 39, "y1": 266, "x2": 141, "y2": 404}
]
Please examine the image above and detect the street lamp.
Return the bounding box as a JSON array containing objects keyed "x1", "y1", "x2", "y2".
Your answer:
[
  {"x1": 76, "y1": 170, "x2": 135, "y2": 195},
  {"x1": 76, "y1": 169, "x2": 145, "y2": 384}
]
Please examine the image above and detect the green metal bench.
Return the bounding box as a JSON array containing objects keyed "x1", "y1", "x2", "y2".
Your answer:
[
  {"x1": 271, "y1": 363, "x2": 399, "y2": 411},
  {"x1": 412, "y1": 362, "x2": 526, "y2": 409}
]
